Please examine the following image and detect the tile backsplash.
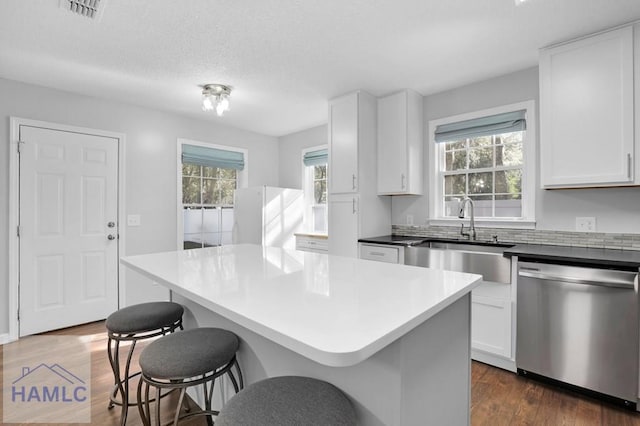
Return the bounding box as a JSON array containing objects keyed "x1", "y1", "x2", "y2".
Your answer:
[{"x1": 392, "y1": 225, "x2": 640, "y2": 251}]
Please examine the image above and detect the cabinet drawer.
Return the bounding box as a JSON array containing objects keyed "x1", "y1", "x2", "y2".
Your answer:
[
  {"x1": 296, "y1": 236, "x2": 328, "y2": 253},
  {"x1": 359, "y1": 244, "x2": 402, "y2": 264}
]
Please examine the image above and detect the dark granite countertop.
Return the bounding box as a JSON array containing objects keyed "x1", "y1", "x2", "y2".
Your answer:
[
  {"x1": 359, "y1": 235, "x2": 640, "y2": 269},
  {"x1": 504, "y1": 244, "x2": 640, "y2": 269},
  {"x1": 358, "y1": 235, "x2": 429, "y2": 246}
]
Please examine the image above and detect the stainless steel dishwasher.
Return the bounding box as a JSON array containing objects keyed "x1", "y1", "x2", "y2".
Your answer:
[{"x1": 517, "y1": 261, "x2": 639, "y2": 408}]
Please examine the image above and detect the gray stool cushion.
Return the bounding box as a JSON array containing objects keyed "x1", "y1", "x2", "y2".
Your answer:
[
  {"x1": 216, "y1": 376, "x2": 356, "y2": 426},
  {"x1": 139, "y1": 328, "x2": 239, "y2": 380},
  {"x1": 106, "y1": 302, "x2": 183, "y2": 334}
]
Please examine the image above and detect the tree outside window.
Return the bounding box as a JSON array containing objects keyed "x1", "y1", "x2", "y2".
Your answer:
[
  {"x1": 442, "y1": 132, "x2": 524, "y2": 218},
  {"x1": 311, "y1": 164, "x2": 328, "y2": 233},
  {"x1": 182, "y1": 163, "x2": 237, "y2": 249}
]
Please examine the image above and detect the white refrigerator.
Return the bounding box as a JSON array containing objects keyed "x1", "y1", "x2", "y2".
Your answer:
[{"x1": 232, "y1": 186, "x2": 304, "y2": 249}]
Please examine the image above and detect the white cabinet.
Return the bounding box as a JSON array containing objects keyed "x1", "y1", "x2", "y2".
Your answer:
[
  {"x1": 471, "y1": 282, "x2": 512, "y2": 360},
  {"x1": 329, "y1": 93, "x2": 359, "y2": 194},
  {"x1": 327, "y1": 91, "x2": 391, "y2": 258},
  {"x1": 359, "y1": 243, "x2": 404, "y2": 264},
  {"x1": 540, "y1": 25, "x2": 635, "y2": 188},
  {"x1": 328, "y1": 195, "x2": 359, "y2": 258},
  {"x1": 295, "y1": 234, "x2": 328, "y2": 253},
  {"x1": 377, "y1": 90, "x2": 423, "y2": 195}
]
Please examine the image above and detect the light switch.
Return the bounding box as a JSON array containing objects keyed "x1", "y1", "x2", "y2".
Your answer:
[{"x1": 127, "y1": 214, "x2": 141, "y2": 227}]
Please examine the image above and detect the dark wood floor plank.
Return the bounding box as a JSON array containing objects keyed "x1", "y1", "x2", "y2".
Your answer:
[
  {"x1": 510, "y1": 380, "x2": 547, "y2": 426},
  {"x1": 574, "y1": 397, "x2": 602, "y2": 426},
  {"x1": 602, "y1": 403, "x2": 640, "y2": 426},
  {"x1": 471, "y1": 362, "x2": 640, "y2": 426}
]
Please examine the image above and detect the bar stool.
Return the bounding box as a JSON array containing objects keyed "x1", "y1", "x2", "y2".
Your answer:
[
  {"x1": 137, "y1": 327, "x2": 243, "y2": 426},
  {"x1": 106, "y1": 301, "x2": 184, "y2": 425},
  {"x1": 216, "y1": 376, "x2": 356, "y2": 426}
]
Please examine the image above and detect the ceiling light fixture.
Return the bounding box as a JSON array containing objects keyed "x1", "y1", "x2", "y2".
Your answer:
[{"x1": 201, "y1": 84, "x2": 232, "y2": 116}]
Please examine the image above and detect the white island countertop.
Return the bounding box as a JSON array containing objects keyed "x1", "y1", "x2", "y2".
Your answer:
[{"x1": 121, "y1": 244, "x2": 481, "y2": 367}]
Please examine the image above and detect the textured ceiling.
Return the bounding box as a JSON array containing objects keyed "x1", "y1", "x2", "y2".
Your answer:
[{"x1": 1, "y1": 0, "x2": 640, "y2": 136}]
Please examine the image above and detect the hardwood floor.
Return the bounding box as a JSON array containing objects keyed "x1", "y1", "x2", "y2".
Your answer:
[
  {"x1": 2, "y1": 321, "x2": 640, "y2": 425},
  {"x1": 471, "y1": 360, "x2": 640, "y2": 426}
]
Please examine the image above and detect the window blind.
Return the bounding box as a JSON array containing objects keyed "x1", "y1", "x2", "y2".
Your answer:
[
  {"x1": 434, "y1": 110, "x2": 526, "y2": 143},
  {"x1": 303, "y1": 148, "x2": 328, "y2": 166},
  {"x1": 182, "y1": 144, "x2": 245, "y2": 170}
]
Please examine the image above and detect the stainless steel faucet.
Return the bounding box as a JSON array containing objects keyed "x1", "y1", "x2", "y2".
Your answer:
[{"x1": 458, "y1": 197, "x2": 476, "y2": 240}]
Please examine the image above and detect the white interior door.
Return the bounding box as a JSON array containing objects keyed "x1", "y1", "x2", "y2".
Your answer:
[{"x1": 19, "y1": 125, "x2": 119, "y2": 336}]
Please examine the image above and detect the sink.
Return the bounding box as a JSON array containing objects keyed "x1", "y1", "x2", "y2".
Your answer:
[
  {"x1": 428, "y1": 240, "x2": 514, "y2": 253},
  {"x1": 405, "y1": 240, "x2": 512, "y2": 284}
]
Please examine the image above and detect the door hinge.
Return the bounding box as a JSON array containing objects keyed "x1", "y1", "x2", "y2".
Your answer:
[
  {"x1": 17, "y1": 308, "x2": 20, "y2": 321},
  {"x1": 16, "y1": 226, "x2": 21, "y2": 237},
  {"x1": 17, "y1": 140, "x2": 25, "y2": 154}
]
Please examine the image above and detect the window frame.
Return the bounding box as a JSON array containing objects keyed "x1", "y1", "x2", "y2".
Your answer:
[
  {"x1": 302, "y1": 144, "x2": 328, "y2": 234},
  {"x1": 176, "y1": 138, "x2": 248, "y2": 250},
  {"x1": 428, "y1": 100, "x2": 536, "y2": 229}
]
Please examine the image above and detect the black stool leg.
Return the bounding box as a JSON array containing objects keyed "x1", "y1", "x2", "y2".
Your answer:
[
  {"x1": 173, "y1": 388, "x2": 187, "y2": 426},
  {"x1": 137, "y1": 377, "x2": 150, "y2": 426},
  {"x1": 202, "y1": 375, "x2": 214, "y2": 426},
  {"x1": 107, "y1": 333, "x2": 138, "y2": 425},
  {"x1": 154, "y1": 386, "x2": 162, "y2": 426}
]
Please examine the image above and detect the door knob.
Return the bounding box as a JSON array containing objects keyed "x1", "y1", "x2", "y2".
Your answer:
[
  {"x1": 107, "y1": 221, "x2": 116, "y2": 228},
  {"x1": 107, "y1": 234, "x2": 116, "y2": 240}
]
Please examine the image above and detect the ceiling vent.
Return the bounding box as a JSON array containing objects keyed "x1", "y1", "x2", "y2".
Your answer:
[{"x1": 59, "y1": 0, "x2": 107, "y2": 20}]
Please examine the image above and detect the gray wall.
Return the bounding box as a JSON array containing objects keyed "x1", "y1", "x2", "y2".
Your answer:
[
  {"x1": 0, "y1": 78, "x2": 279, "y2": 336},
  {"x1": 392, "y1": 66, "x2": 640, "y2": 234},
  {"x1": 278, "y1": 124, "x2": 327, "y2": 189}
]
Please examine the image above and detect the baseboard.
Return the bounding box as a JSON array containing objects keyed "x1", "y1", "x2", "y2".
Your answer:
[
  {"x1": 472, "y1": 350, "x2": 516, "y2": 372},
  {"x1": 0, "y1": 333, "x2": 12, "y2": 345}
]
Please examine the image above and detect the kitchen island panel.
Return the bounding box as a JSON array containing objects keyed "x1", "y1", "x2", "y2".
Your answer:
[{"x1": 176, "y1": 291, "x2": 471, "y2": 426}]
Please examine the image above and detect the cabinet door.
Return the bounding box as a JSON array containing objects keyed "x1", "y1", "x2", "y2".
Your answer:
[
  {"x1": 329, "y1": 94, "x2": 359, "y2": 194},
  {"x1": 471, "y1": 294, "x2": 511, "y2": 358},
  {"x1": 328, "y1": 195, "x2": 359, "y2": 257},
  {"x1": 378, "y1": 92, "x2": 407, "y2": 194},
  {"x1": 540, "y1": 26, "x2": 634, "y2": 187}
]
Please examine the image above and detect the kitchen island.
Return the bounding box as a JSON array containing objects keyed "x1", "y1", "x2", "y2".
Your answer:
[{"x1": 121, "y1": 244, "x2": 481, "y2": 425}]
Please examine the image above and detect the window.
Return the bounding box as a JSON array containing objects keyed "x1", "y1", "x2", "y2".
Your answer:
[
  {"x1": 178, "y1": 140, "x2": 247, "y2": 249},
  {"x1": 430, "y1": 101, "x2": 536, "y2": 226},
  {"x1": 302, "y1": 146, "x2": 328, "y2": 234}
]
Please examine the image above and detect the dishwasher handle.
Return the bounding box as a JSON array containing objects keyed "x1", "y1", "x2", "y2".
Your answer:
[{"x1": 518, "y1": 269, "x2": 635, "y2": 289}]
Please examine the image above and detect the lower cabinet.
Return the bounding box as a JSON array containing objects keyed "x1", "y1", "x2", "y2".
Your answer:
[
  {"x1": 328, "y1": 195, "x2": 359, "y2": 258},
  {"x1": 471, "y1": 281, "x2": 515, "y2": 372}
]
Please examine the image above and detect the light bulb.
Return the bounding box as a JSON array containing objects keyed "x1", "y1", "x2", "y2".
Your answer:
[
  {"x1": 202, "y1": 94, "x2": 214, "y2": 111},
  {"x1": 216, "y1": 95, "x2": 230, "y2": 116}
]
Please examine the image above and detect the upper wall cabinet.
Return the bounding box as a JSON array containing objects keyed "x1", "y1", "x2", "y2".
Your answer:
[
  {"x1": 377, "y1": 90, "x2": 424, "y2": 195},
  {"x1": 329, "y1": 93, "x2": 360, "y2": 194},
  {"x1": 540, "y1": 26, "x2": 635, "y2": 188}
]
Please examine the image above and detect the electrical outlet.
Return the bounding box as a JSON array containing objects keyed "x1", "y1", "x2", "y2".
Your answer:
[
  {"x1": 406, "y1": 214, "x2": 414, "y2": 225},
  {"x1": 575, "y1": 217, "x2": 596, "y2": 232}
]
